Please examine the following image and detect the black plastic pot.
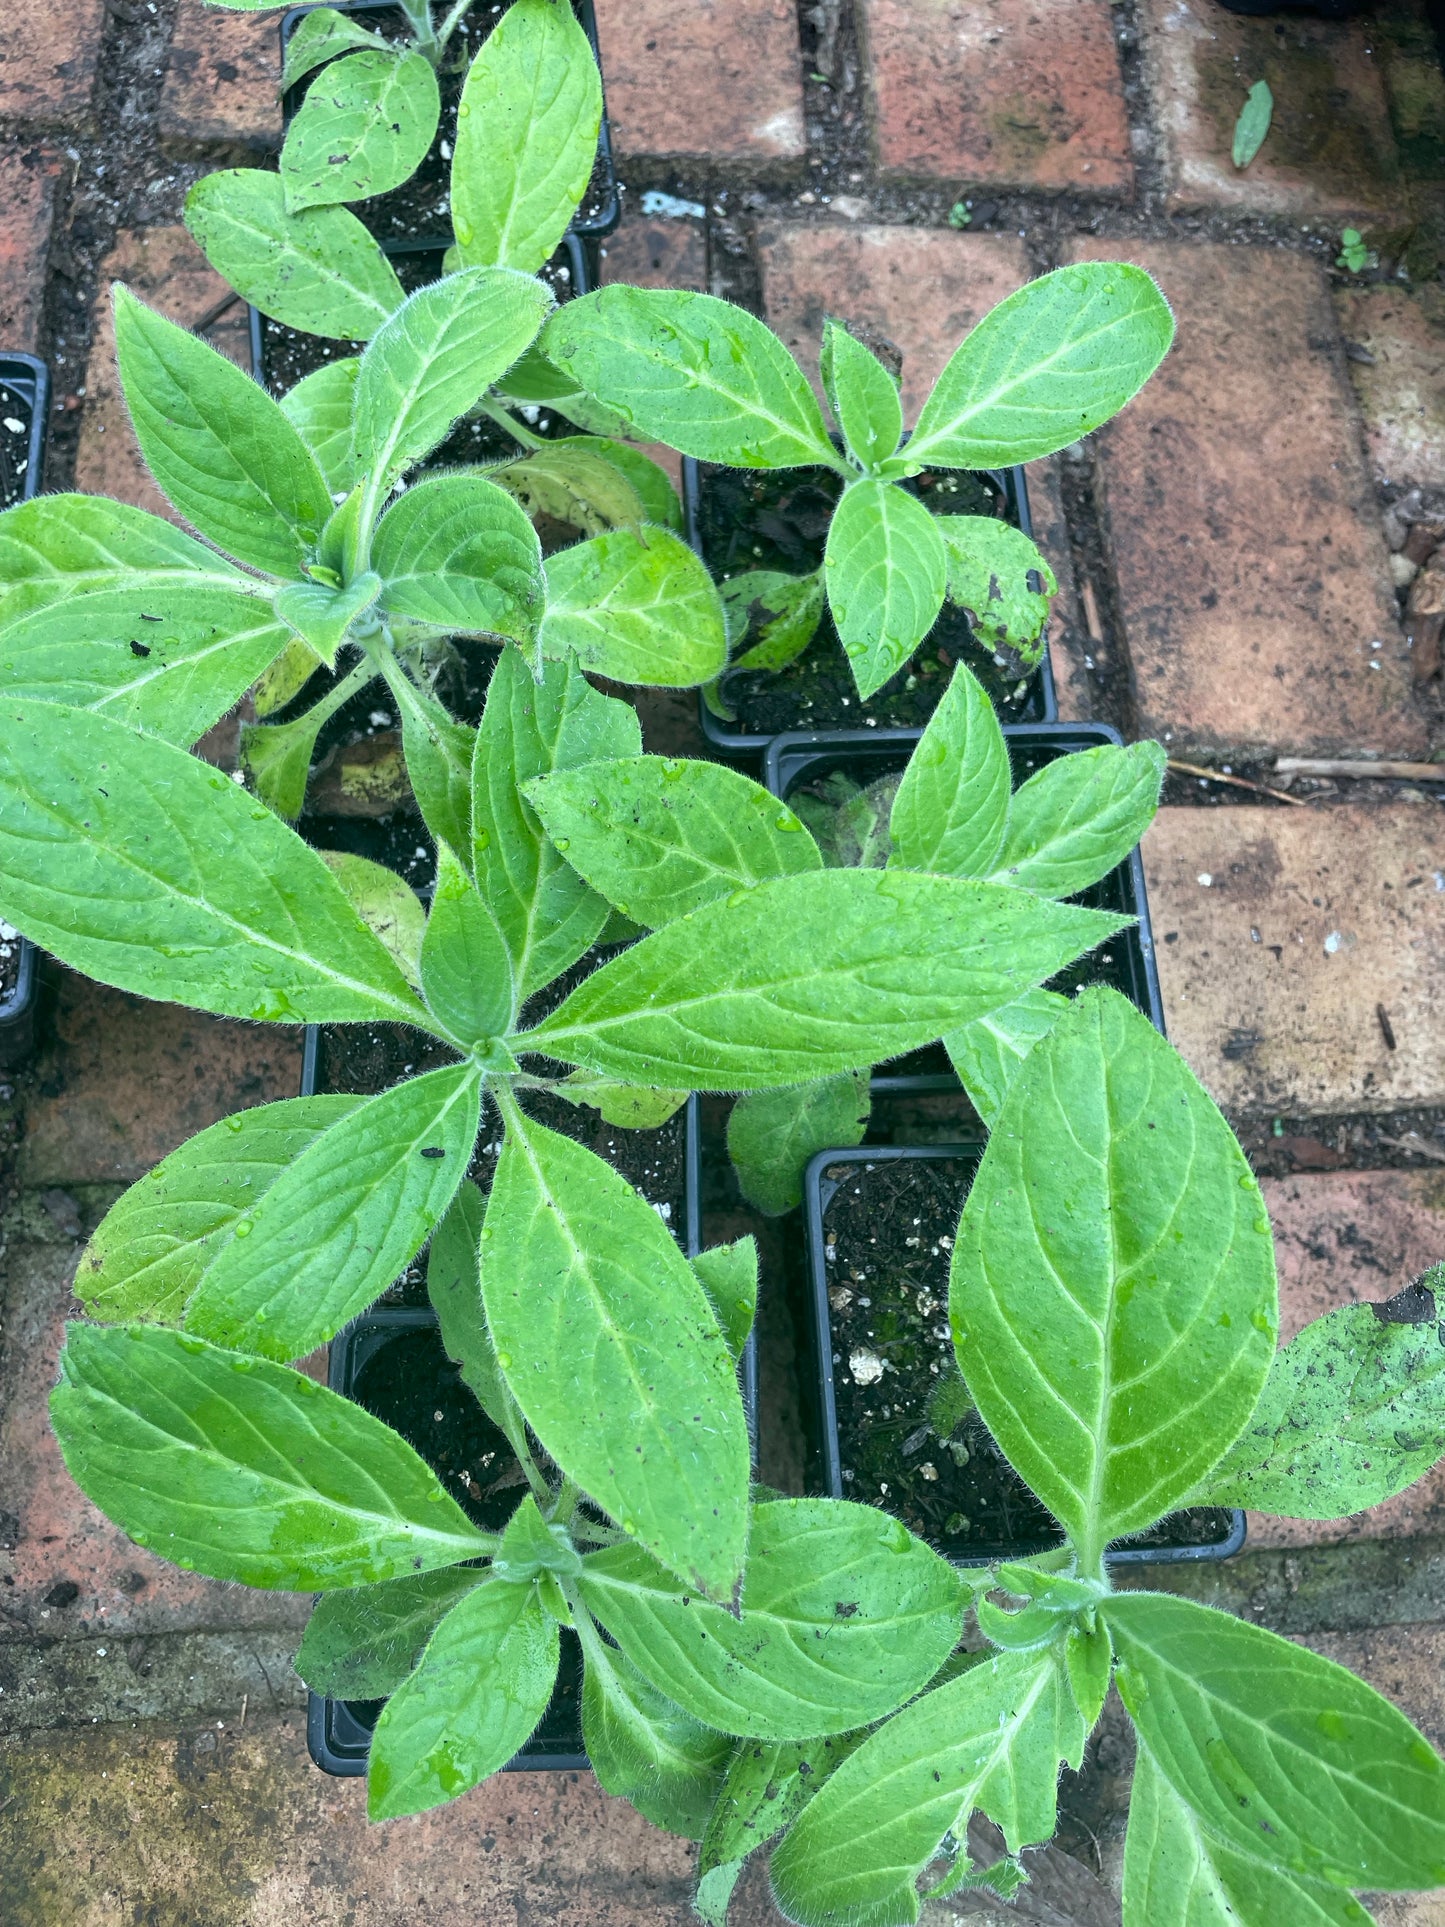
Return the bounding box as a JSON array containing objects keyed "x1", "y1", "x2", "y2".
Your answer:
[
  {"x1": 764, "y1": 722, "x2": 1164, "y2": 1098},
  {"x1": 804, "y1": 1142, "x2": 1246, "y2": 1568},
  {"x1": 687, "y1": 459, "x2": 1057, "y2": 756},
  {"x1": 278, "y1": 0, "x2": 618, "y2": 256},
  {"x1": 0, "y1": 353, "x2": 49, "y2": 1067}
]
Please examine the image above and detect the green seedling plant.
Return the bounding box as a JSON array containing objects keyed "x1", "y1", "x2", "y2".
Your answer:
[
  {"x1": 0, "y1": 261, "x2": 721, "y2": 829},
  {"x1": 535, "y1": 261, "x2": 1175, "y2": 702}
]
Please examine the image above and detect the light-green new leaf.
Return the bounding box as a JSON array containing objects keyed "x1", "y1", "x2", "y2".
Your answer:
[
  {"x1": 296, "y1": 1568, "x2": 486, "y2": 1701},
  {"x1": 421, "y1": 841, "x2": 516, "y2": 1046},
  {"x1": 943, "y1": 988, "x2": 1070, "y2": 1129},
  {"x1": 936, "y1": 515, "x2": 1056, "y2": 670},
  {"x1": 76, "y1": 1094, "x2": 363, "y2": 1326},
  {"x1": 769, "y1": 1647, "x2": 1086, "y2": 1927},
  {"x1": 0, "y1": 703, "x2": 428, "y2": 1027},
  {"x1": 373, "y1": 474, "x2": 544, "y2": 644},
  {"x1": 1107, "y1": 1590, "x2": 1445, "y2": 1892},
  {"x1": 482, "y1": 1109, "x2": 750, "y2": 1601},
  {"x1": 185, "y1": 1062, "x2": 481, "y2": 1361},
  {"x1": 988, "y1": 740, "x2": 1166, "y2": 898},
  {"x1": 368, "y1": 1580, "x2": 559, "y2": 1819},
  {"x1": 821, "y1": 318, "x2": 902, "y2": 471},
  {"x1": 520, "y1": 868, "x2": 1124, "y2": 1090},
  {"x1": 951, "y1": 988, "x2": 1277, "y2": 1568},
  {"x1": 579, "y1": 1498, "x2": 965, "y2": 1741},
  {"x1": 888, "y1": 661, "x2": 1010, "y2": 877},
  {"x1": 281, "y1": 48, "x2": 439, "y2": 213},
  {"x1": 540, "y1": 527, "x2": 727, "y2": 686},
  {"x1": 902, "y1": 263, "x2": 1174, "y2": 471},
  {"x1": 524, "y1": 754, "x2": 820, "y2": 927},
  {"x1": 279, "y1": 358, "x2": 361, "y2": 496},
  {"x1": 726, "y1": 1074, "x2": 870, "y2": 1218},
  {"x1": 185, "y1": 171, "x2": 404, "y2": 341},
  {"x1": 274, "y1": 571, "x2": 381, "y2": 662},
  {"x1": 51, "y1": 1323, "x2": 491, "y2": 1589},
  {"x1": 1191, "y1": 1295, "x2": 1445, "y2": 1520},
  {"x1": 541, "y1": 287, "x2": 839, "y2": 469},
  {"x1": 824, "y1": 479, "x2": 948, "y2": 700},
  {"x1": 426, "y1": 1178, "x2": 510, "y2": 1432},
  {"x1": 451, "y1": 0, "x2": 602, "y2": 274},
  {"x1": 114, "y1": 284, "x2": 334, "y2": 579}
]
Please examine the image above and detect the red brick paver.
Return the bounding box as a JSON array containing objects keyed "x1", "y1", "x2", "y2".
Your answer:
[
  {"x1": 160, "y1": 1, "x2": 283, "y2": 153},
  {"x1": 0, "y1": 0, "x2": 106, "y2": 126},
  {"x1": 1068, "y1": 239, "x2": 1424, "y2": 760},
  {"x1": 1251, "y1": 1169, "x2": 1445, "y2": 1550},
  {"x1": 1139, "y1": 0, "x2": 1406, "y2": 221},
  {"x1": 75, "y1": 226, "x2": 254, "y2": 519},
  {"x1": 601, "y1": 212, "x2": 707, "y2": 294},
  {"x1": 1142, "y1": 803, "x2": 1445, "y2": 1118},
  {"x1": 858, "y1": 0, "x2": 1133, "y2": 195},
  {"x1": 1335, "y1": 282, "x2": 1445, "y2": 492},
  {"x1": 0, "y1": 148, "x2": 59, "y2": 354},
  {"x1": 594, "y1": 0, "x2": 805, "y2": 161}
]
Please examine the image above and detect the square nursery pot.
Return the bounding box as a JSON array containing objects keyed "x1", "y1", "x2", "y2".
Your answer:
[
  {"x1": 279, "y1": 0, "x2": 618, "y2": 259},
  {"x1": 687, "y1": 459, "x2": 1058, "y2": 755},
  {"x1": 764, "y1": 722, "x2": 1164, "y2": 1097},
  {"x1": 0, "y1": 353, "x2": 49, "y2": 1066},
  {"x1": 803, "y1": 1142, "x2": 1245, "y2": 1569}
]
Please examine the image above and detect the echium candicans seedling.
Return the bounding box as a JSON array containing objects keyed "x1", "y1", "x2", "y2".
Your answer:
[
  {"x1": 0, "y1": 263, "x2": 723, "y2": 830},
  {"x1": 693, "y1": 991, "x2": 1445, "y2": 1927},
  {"x1": 537, "y1": 262, "x2": 1175, "y2": 702},
  {"x1": 0, "y1": 616, "x2": 1121, "y2": 1817}
]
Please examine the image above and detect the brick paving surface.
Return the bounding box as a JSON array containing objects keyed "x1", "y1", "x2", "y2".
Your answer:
[{"x1": 3, "y1": 0, "x2": 1445, "y2": 1914}]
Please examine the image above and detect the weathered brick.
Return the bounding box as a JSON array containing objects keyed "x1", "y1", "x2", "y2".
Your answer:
[
  {"x1": 160, "y1": 1, "x2": 283, "y2": 153},
  {"x1": 0, "y1": 0, "x2": 106, "y2": 126},
  {"x1": 594, "y1": 0, "x2": 805, "y2": 161},
  {"x1": 0, "y1": 149, "x2": 60, "y2": 354},
  {"x1": 1068, "y1": 239, "x2": 1424, "y2": 760},
  {"x1": 1139, "y1": 0, "x2": 1406, "y2": 220},
  {"x1": 1142, "y1": 803, "x2": 1445, "y2": 1118},
  {"x1": 74, "y1": 226, "x2": 253, "y2": 517},
  {"x1": 601, "y1": 210, "x2": 707, "y2": 293},
  {"x1": 0, "y1": 1713, "x2": 783, "y2": 1926},
  {"x1": 1335, "y1": 282, "x2": 1445, "y2": 491},
  {"x1": 1248, "y1": 1169, "x2": 1445, "y2": 1551},
  {"x1": 858, "y1": 0, "x2": 1133, "y2": 194}
]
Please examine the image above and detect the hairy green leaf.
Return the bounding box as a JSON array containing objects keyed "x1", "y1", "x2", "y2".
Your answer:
[
  {"x1": 280, "y1": 6, "x2": 395, "y2": 91},
  {"x1": 721, "y1": 568, "x2": 825, "y2": 674},
  {"x1": 317, "y1": 849, "x2": 425, "y2": 986},
  {"x1": 239, "y1": 703, "x2": 331, "y2": 821},
  {"x1": 278, "y1": 358, "x2": 360, "y2": 495},
  {"x1": 482, "y1": 1109, "x2": 749, "y2": 1600},
  {"x1": 888, "y1": 660, "x2": 1010, "y2": 877},
  {"x1": 824, "y1": 479, "x2": 947, "y2": 700},
  {"x1": 114, "y1": 284, "x2": 334, "y2": 578},
  {"x1": 903, "y1": 263, "x2": 1175, "y2": 471},
  {"x1": 579, "y1": 1498, "x2": 965, "y2": 1740},
  {"x1": 51, "y1": 1323, "x2": 491, "y2": 1588},
  {"x1": 521, "y1": 868, "x2": 1124, "y2": 1090},
  {"x1": 943, "y1": 988, "x2": 1069, "y2": 1129},
  {"x1": 427, "y1": 1178, "x2": 509, "y2": 1430},
  {"x1": 541, "y1": 288, "x2": 838, "y2": 469},
  {"x1": 936, "y1": 516, "x2": 1056, "y2": 670},
  {"x1": 726, "y1": 1075, "x2": 870, "y2": 1218},
  {"x1": 0, "y1": 495, "x2": 256, "y2": 627},
  {"x1": 580, "y1": 1626, "x2": 731, "y2": 1839},
  {"x1": 76, "y1": 1095, "x2": 362, "y2": 1327},
  {"x1": 185, "y1": 1062, "x2": 480, "y2": 1360},
  {"x1": 296, "y1": 1568, "x2": 486, "y2": 1700},
  {"x1": 1191, "y1": 1295, "x2": 1445, "y2": 1520},
  {"x1": 525, "y1": 753, "x2": 820, "y2": 928},
  {"x1": 379, "y1": 663, "x2": 478, "y2": 862},
  {"x1": 695, "y1": 1734, "x2": 864, "y2": 1927},
  {"x1": 691, "y1": 1238, "x2": 758, "y2": 1362},
  {"x1": 281, "y1": 49, "x2": 439, "y2": 213},
  {"x1": 1123, "y1": 1745, "x2": 1373, "y2": 1927},
  {"x1": 990, "y1": 740, "x2": 1166, "y2": 898},
  {"x1": 540, "y1": 527, "x2": 727, "y2": 686},
  {"x1": 494, "y1": 1493, "x2": 582, "y2": 1584},
  {"x1": 373, "y1": 474, "x2": 544, "y2": 642},
  {"x1": 252, "y1": 637, "x2": 323, "y2": 719},
  {"x1": 368, "y1": 1579, "x2": 558, "y2": 1818},
  {"x1": 952, "y1": 988, "x2": 1276, "y2": 1566},
  {"x1": 769, "y1": 1647, "x2": 1085, "y2": 1926},
  {"x1": 354, "y1": 268, "x2": 552, "y2": 494},
  {"x1": 0, "y1": 702, "x2": 427, "y2": 1025},
  {"x1": 451, "y1": 0, "x2": 602, "y2": 274},
  {"x1": 273, "y1": 571, "x2": 381, "y2": 662},
  {"x1": 489, "y1": 440, "x2": 644, "y2": 536},
  {"x1": 1107, "y1": 1590, "x2": 1445, "y2": 1891},
  {"x1": 497, "y1": 343, "x2": 634, "y2": 438},
  {"x1": 580, "y1": 439, "x2": 684, "y2": 532},
  {"x1": 821, "y1": 318, "x2": 902, "y2": 470},
  {"x1": 185, "y1": 170, "x2": 404, "y2": 340},
  {"x1": 472, "y1": 647, "x2": 640, "y2": 999},
  {"x1": 0, "y1": 586, "x2": 291, "y2": 748},
  {"x1": 421, "y1": 841, "x2": 515, "y2": 1045},
  {"x1": 557, "y1": 1073, "x2": 688, "y2": 1131}
]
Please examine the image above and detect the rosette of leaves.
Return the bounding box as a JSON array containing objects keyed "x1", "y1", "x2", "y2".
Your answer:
[
  {"x1": 0, "y1": 615, "x2": 1129, "y2": 1817},
  {"x1": 687, "y1": 990, "x2": 1445, "y2": 1926},
  {"x1": 713, "y1": 662, "x2": 1169, "y2": 1214},
  {"x1": 538, "y1": 264, "x2": 1175, "y2": 700},
  {"x1": 0, "y1": 267, "x2": 721, "y2": 830}
]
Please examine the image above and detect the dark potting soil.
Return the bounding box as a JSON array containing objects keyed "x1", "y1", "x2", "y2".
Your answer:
[
  {"x1": 694, "y1": 463, "x2": 1044, "y2": 733},
  {"x1": 0, "y1": 918, "x2": 22, "y2": 1010},
  {"x1": 820, "y1": 1154, "x2": 1237, "y2": 1562},
  {"x1": 284, "y1": 1, "x2": 613, "y2": 246},
  {"x1": 0, "y1": 381, "x2": 35, "y2": 511}
]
